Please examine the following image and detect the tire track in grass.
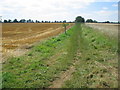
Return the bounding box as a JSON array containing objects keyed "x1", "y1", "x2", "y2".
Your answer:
[
  {"x1": 49, "y1": 24, "x2": 81, "y2": 88},
  {"x1": 49, "y1": 51, "x2": 81, "y2": 88}
]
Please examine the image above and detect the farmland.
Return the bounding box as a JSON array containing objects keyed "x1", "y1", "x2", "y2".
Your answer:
[
  {"x1": 2, "y1": 23, "x2": 72, "y2": 57},
  {"x1": 2, "y1": 23, "x2": 118, "y2": 88},
  {"x1": 85, "y1": 23, "x2": 118, "y2": 38}
]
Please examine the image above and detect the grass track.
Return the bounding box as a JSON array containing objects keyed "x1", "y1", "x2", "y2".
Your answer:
[{"x1": 62, "y1": 24, "x2": 118, "y2": 88}]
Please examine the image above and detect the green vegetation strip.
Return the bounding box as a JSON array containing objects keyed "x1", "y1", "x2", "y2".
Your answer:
[{"x1": 62, "y1": 24, "x2": 118, "y2": 88}]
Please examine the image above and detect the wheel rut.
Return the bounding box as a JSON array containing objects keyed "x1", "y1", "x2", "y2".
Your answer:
[{"x1": 49, "y1": 51, "x2": 81, "y2": 88}]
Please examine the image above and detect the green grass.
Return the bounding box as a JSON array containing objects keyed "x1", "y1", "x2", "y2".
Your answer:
[
  {"x1": 62, "y1": 24, "x2": 118, "y2": 88},
  {"x1": 2, "y1": 24, "x2": 118, "y2": 88}
]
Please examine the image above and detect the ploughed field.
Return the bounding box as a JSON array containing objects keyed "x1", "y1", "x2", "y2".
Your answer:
[{"x1": 2, "y1": 23, "x2": 71, "y2": 53}]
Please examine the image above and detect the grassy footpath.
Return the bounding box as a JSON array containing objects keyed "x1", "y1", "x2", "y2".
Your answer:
[
  {"x1": 2, "y1": 24, "x2": 80, "y2": 88},
  {"x1": 62, "y1": 24, "x2": 118, "y2": 88},
  {"x1": 2, "y1": 24, "x2": 118, "y2": 88}
]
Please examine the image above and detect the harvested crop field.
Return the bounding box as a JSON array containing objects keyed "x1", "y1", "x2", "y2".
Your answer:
[
  {"x1": 2, "y1": 23, "x2": 72, "y2": 53},
  {"x1": 85, "y1": 23, "x2": 119, "y2": 38}
]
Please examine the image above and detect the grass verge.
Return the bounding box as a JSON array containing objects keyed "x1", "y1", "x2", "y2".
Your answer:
[{"x1": 62, "y1": 24, "x2": 118, "y2": 88}]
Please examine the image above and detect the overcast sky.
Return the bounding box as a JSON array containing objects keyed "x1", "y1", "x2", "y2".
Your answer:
[{"x1": 0, "y1": 0, "x2": 119, "y2": 22}]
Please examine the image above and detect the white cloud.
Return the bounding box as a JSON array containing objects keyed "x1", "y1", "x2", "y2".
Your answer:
[
  {"x1": 0, "y1": 0, "x2": 96, "y2": 21},
  {"x1": 0, "y1": 0, "x2": 119, "y2": 21}
]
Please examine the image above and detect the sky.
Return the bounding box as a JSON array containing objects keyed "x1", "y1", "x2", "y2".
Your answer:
[{"x1": 0, "y1": 0, "x2": 119, "y2": 22}]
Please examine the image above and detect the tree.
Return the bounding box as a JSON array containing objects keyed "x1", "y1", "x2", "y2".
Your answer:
[
  {"x1": 75, "y1": 16, "x2": 85, "y2": 23},
  {"x1": 104, "y1": 21, "x2": 110, "y2": 23},
  {"x1": 4, "y1": 20, "x2": 8, "y2": 23},
  {"x1": 86, "y1": 19, "x2": 98, "y2": 23},
  {"x1": 19, "y1": 19, "x2": 26, "y2": 23},
  {"x1": 27, "y1": 19, "x2": 32, "y2": 23},
  {"x1": 93, "y1": 20, "x2": 97, "y2": 23},
  {"x1": 13, "y1": 19, "x2": 18, "y2": 23},
  {"x1": 86, "y1": 19, "x2": 94, "y2": 23},
  {"x1": 31, "y1": 20, "x2": 34, "y2": 23},
  {"x1": 35, "y1": 20, "x2": 37, "y2": 23},
  {"x1": 45, "y1": 21, "x2": 48, "y2": 23},
  {"x1": 0, "y1": 16, "x2": 2, "y2": 23},
  {"x1": 63, "y1": 20, "x2": 66, "y2": 23},
  {"x1": 8, "y1": 19, "x2": 12, "y2": 23},
  {"x1": 36, "y1": 20, "x2": 40, "y2": 23}
]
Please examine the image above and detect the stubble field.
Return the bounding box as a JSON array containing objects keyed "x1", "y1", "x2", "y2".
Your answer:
[
  {"x1": 2, "y1": 23, "x2": 72, "y2": 57},
  {"x1": 2, "y1": 23, "x2": 63, "y2": 50}
]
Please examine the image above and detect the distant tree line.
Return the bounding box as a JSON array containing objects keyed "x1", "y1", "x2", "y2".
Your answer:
[
  {"x1": 85, "y1": 19, "x2": 119, "y2": 24},
  {"x1": 75, "y1": 16, "x2": 97, "y2": 23},
  {"x1": 3, "y1": 19, "x2": 74, "y2": 23},
  {"x1": 74, "y1": 16, "x2": 111, "y2": 23},
  {"x1": 98, "y1": 21, "x2": 120, "y2": 24},
  {"x1": 86, "y1": 19, "x2": 97, "y2": 23},
  {"x1": 2, "y1": 18, "x2": 119, "y2": 24}
]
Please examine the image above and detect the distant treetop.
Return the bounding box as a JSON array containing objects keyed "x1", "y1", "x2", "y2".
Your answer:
[
  {"x1": 86, "y1": 19, "x2": 97, "y2": 23},
  {"x1": 75, "y1": 16, "x2": 85, "y2": 23}
]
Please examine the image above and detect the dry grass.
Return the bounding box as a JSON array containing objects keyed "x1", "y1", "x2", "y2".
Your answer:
[{"x1": 85, "y1": 23, "x2": 119, "y2": 38}]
